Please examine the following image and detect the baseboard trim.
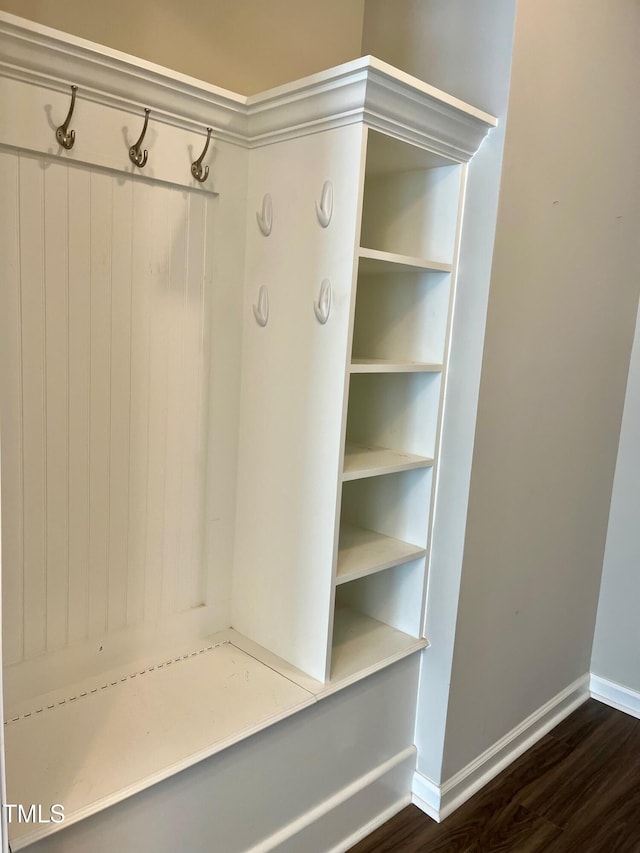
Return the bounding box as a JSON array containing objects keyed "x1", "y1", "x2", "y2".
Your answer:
[
  {"x1": 247, "y1": 746, "x2": 416, "y2": 853},
  {"x1": 327, "y1": 796, "x2": 412, "y2": 853},
  {"x1": 411, "y1": 772, "x2": 441, "y2": 821},
  {"x1": 590, "y1": 674, "x2": 640, "y2": 720},
  {"x1": 413, "y1": 673, "x2": 590, "y2": 822}
]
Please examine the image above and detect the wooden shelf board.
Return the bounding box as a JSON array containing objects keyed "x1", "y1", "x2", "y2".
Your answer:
[
  {"x1": 336, "y1": 524, "x2": 426, "y2": 585},
  {"x1": 343, "y1": 442, "x2": 433, "y2": 481},
  {"x1": 359, "y1": 247, "x2": 452, "y2": 275},
  {"x1": 350, "y1": 358, "x2": 442, "y2": 374},
  {"x1": 5, "y1": 636, "x2": 315, "y2": 850},
  {"x1": 328, "y1": 608, "x2": 427, "y2": 692}
]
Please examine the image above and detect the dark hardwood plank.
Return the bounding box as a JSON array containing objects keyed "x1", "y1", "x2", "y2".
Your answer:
[
  {"x1": 349, "y1": 736, "x2": 571, "y2": 852},
  {"x1": 545, "y1": 814, "x2": 640, "y2": 853},
  {"x1": 545, "y1": 733, "x2": 640, "y2": 851},
  {"x1": 466, "y1": 732, "x2": 572, "y2": 806},
  {"x1": 351, "y1": 701, "x2": 640, "y2": 853},
  {"x1": 549, "y1": 698, "x2": 616, "y2": 748},
  {"x1": 348, "y1": 807, "x2": 428, "y2": 853},
  {"x1": 405, "y1": 732, "x2": 571, "y2": 846},
  {"x1": 518, "y1": 708, "x2": 640, "y2": 827},
  {"x1": 413, "y1": 801, "x2": 559, "y2": 853}
]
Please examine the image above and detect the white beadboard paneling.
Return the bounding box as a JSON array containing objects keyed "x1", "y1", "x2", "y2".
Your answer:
[
  {"x1": 1, "y1": 154, "x2": 218, "y2": 673},
  {"x1": 19, "y1": 155, "x2": 47, "y2": 660},
  {"x1": 160, "y1": 189, "x2": 189, "y2": 617},
  {"x1": 0, "y1": 152, "x2": 23, "y2": 665},
  {"x1": 67, "y1": 166, "x2": 91, "y2": 645},
  {"x1": 126, "y1": 180, "x2": 154, "y2": 629},
  {"x1": 144, "y1": 185, "x2": 171, "y2": 624},
  {"x1": 44, "y1": 162, "x2": 70, "y2": 651},
  {"x1": 200, "y1": 141, "x2": 245, "y2": 627},
  {"x1": 178, "y1": 191, "x2": 209, "y2": 613},
  {"x1": 107, "y1": 178, "x2": 133, "y2": 632},
  {"x1": 88, "y1": 171, "x2": 113, "y2": 637}
]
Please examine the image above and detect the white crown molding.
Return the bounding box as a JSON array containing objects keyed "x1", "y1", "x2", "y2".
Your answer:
[
  {"x1": 0, "y1": 12, "x2": 496, "y2": 160},
  {"x1": 362, "y1": 60, "x2": 497, "y2": 162},
  {"x1": 0, "y1": 11, "x2": 249, "y2": 142},
  {"x1": 245, "y1": 56, "x2": 496, "y2": 159}
]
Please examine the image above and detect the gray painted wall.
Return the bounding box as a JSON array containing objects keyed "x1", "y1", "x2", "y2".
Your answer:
[{"x1": 443, "y1": 0, "x2": 640, "y2": 778}]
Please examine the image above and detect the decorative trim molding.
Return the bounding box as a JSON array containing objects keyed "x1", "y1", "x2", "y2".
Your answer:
[
  {"x1": 0, "y1": 12, "x2": 496, "y2": 160},
  {"x1": 0, "y1": 12, "x2": 248, "y2": 142},
  {"x1": 413, "y1": 674, "x2": 590, "y2": 823},
  {"x1": 410, "y1": 771, "x2": 441, "y2": 821},
  {"x1": 590, "y1": 674, "x2": 640, "y2": 720},
  {"x1": 246, "y1": 57, "x2": 496, "y2": 158},
  {"x1": 327, "y1": 798, "x2": 411, "y2": 853},
  {"x1": 245, "y1": 746, "x2": 415, "y2": 853}
]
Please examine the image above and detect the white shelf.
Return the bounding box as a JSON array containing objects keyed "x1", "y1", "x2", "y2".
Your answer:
[
  {"x1": 350, "y1": 358, "x2": 442, "y2": 374},
  {"x1": 358, "y1": 247, "x2": 452, "y2": 275},
  {"x1": 330, "y1": 607, "x2": 427, "y2": 686},
  {"x1": 4, "y1": 637, "x2": 314, "y2": 850},
  {"x1": 343, "y1": 442, "x2": 433, "y2": 481},
  {"x1": 336, "y1": 524, "x2": 426, "y2": 585}
]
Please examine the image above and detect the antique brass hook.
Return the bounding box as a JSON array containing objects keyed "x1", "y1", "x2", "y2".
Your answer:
[
  {"x1": 56, "y1": 85, "x2": 77, "y2": 150},
  {"x1": 191, "y1": 127, "x2": 212, "y2": 183},
  {"x1": 129, "y1": 108, "x2": 150, "y2": 168}
]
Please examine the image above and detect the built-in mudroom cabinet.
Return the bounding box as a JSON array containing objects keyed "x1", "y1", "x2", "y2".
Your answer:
[{"x1": 0, "y1": 12, "x2": 495, "y2": 851}]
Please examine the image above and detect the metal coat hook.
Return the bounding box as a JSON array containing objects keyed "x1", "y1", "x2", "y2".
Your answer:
[
  {"x1": 191, "y1": 127, "x2": 212, "y2": 183},
  {"x1": 129, "y1": 108, "x2": 150, "y2": 168},
  {"x1": 56, "y1": 85, "x2": 77, "y2": 150}
]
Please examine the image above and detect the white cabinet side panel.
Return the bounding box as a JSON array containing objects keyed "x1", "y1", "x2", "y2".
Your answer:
[{"x1": 233, "y1": 124, "x2": 364, "y2": 681}]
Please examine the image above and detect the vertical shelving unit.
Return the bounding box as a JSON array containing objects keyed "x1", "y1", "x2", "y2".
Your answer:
[{"x1": 330, "y1": 129, "x2": 465, "y2": 679}]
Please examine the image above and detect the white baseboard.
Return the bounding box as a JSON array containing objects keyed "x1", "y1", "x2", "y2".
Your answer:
[
  {"x1": 326, "y1": 796, "x2": 411, "y2": 853},
  {"x1": 249, "y1": 746, "x2": 416, "y2": 853},
  {"x1": 590, "y1": 674, "x2": 640, "y2": 719},
  {"x1": 412, "y1": 673, "x2": 590, "y2": 823},
  {"x1": 411, "y1": 772, "x2": 441, "y2": 821}
]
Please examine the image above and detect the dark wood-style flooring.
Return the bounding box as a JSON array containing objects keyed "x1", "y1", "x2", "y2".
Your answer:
[{"x1": 350, "y1": 699, "x2": 640, "y2": 852}]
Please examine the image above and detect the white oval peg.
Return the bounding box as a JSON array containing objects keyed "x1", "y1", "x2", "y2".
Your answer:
[
  {"x1": 253, "y1": 285, "x2": 269, "y2": 326},
  {"x1": 256, "y1": 193, "x2": 273, "y2": 236},
  {"x1": 315, "y1": 180, "x2": 333, "y2": 227},
  {"x1": 314, "y1": 278, "x2": 331, "y2": 325}
]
